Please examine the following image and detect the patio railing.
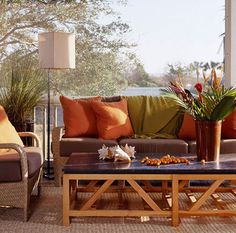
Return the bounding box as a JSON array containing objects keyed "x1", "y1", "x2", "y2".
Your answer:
[{"x1": 34, "y1": 102, "x2": 62, "y2": 160}]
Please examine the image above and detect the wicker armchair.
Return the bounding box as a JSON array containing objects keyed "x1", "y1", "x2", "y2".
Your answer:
[
  {"x1": 52, "y1": 126, "x2": 67, "y2": 187},
  {"x1": 0, "y1": 132, "x2": 43, "y2": 221}
]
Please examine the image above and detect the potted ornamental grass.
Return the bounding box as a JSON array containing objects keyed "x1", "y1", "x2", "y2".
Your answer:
[
  {"x1": 0, "y1": 54, "x2": 46, "y2": 136},
  {"x1": 164, "y1": 68, "x2": 236, "y2": 161}
]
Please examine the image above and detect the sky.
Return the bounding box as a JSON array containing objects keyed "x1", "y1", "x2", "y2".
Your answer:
[{"x1": 114, "y1": 0, "x2": 225, "y2": 75}]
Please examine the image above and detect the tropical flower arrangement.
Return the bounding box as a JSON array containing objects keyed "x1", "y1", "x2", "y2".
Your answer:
[{"x1": 165, "y1": 68, "x2": 236, "y2": 121}]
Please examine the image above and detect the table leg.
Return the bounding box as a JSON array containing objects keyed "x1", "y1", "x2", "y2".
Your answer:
[
  {"x1": 63, "y1": 175, "x2": 70, "y2": 226},
  {"x1": 117, "y1": 180, "x2": 125, "y2": 209},
  {"x1": 162, "y1": 180, "x2": 168, "y2": 199},
  {"x1": 172, "y1": 175, "x2": 179, "y2": 226},
  {"x1": 162, "y1": 180, "x2": 171, "y2": 209}
]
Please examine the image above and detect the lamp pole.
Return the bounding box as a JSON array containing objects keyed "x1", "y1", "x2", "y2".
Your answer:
[
  {"x1": 44, "y1": 69, "x2": 54, "y2": 179},
  {"x1": 38, "y1": 32, "x2": 75, "y2": 181}
]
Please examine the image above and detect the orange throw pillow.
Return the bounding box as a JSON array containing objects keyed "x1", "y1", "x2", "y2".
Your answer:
[
  {"x1": 60, "y1": 96, "x2": 101, "y2": 137},
  {"x1": 222, "y1": 109, "x2": 236, "y2": 138},
  {"x1": 178, "y1": 113, "x2": 196, "y2": 140},
  {"x1": 91, "y1": 99, "x2": 134, "y2": 140},
  {"x1": 0, "y1": 105, "x2": 24, "y2": 152}
]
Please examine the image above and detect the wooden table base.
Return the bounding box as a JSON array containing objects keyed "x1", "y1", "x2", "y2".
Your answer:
[
  {"x1": 63, "y1": 173, "x2": 236, "y2": 226},
  {"x1": 63, "y1": 174, "x2": 172, "y2": 226},
  {"x1": 172, "y1": 174, "x2": 236, "y2": 226}
]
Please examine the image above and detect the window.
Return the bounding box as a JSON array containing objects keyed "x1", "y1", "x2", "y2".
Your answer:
[{"x1": 114, "y1": 0, "x2": 225, "y2": 95}]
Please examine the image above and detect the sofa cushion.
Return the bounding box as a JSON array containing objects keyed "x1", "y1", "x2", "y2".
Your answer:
[
  {"x1": 60, "y1": 137, "x2": 118, "y2": 156},
  {"x1": 0, "y1": 105, "x2": 24, "y2": 152},
  {"x1": 222, "y1": 109, "x2": 236, "y2": 139},
  {"x1": 60, "y1": 95, "x2": 101, "y2": 138},
  {"x1": 91, "y1": 99, "x2": 134, "y2": 140},
  {"x1": 188, "y1": 139, "x2": 236, "y2": 154},
  {"x1": 178, "y1": 113, "x2": 196, "y2": 140},
  {"x1": 0, "y1": 147, "x2": 43, "y2": 182},
  {"x1": 119, "y1": 138, "x2": 188, "y2": 154}
]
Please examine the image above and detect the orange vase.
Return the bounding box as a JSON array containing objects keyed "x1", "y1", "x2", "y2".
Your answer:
[{"x1": 195, "y1": 120, "x2": 222, "y2": 161}]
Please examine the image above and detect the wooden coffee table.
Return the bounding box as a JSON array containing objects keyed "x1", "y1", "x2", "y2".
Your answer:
[{"x1": 63, "y1": 152, "x2": 236, "y2": 226}]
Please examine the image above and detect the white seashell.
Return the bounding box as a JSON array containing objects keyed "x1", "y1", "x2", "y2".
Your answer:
[
  {"x1": 98, "y1": 144, "x2": 135, "y2": 162},
  {"x1": 114, "y1": 145, "x2": 131, "y2": 162},
  {"x1": 108, "y1": 146, "x2": 117, "y2": 157},
  {"x1": 98, "y1": 144, "x2": 109, "y2": 160},
  {"x1": 121, "y1": 144, "x2": 136, "y2": 159}
]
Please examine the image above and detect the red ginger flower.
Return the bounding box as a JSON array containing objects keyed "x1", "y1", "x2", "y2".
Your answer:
[
  {"x1": 198, "y1": 93, "x2": 203, "y2": 103},
  {"x1": 194, "y1": 82, "x2": 203, "y2": 93}
]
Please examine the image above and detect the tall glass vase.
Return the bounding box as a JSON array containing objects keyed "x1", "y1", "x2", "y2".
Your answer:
[{"x1": 195, "y1": 120, "x2": 222, "y2": 161}]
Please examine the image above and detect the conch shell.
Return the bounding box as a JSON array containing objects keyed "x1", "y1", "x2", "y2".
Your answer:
[
  {"x1": 98, "y1": 144, "x2": 135, "y2": 163},
  {"x1": 121, "y1": 144, "x2": 136, "y2": 159},
  {"x1": 114, "y1": 145, "x2": 131, "y2": 163}
]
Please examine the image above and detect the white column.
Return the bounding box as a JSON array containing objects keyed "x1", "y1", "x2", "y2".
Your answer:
[{"x1": 225, "y1": 0, "x2": 236, "y2": 87}]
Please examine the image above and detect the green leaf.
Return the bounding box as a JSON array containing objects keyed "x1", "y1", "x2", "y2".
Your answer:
[{"x1": 211, "y1": 96, "x2": 236, "y2": 120}]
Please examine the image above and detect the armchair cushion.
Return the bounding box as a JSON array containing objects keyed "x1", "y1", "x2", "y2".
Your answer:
[
  {"x1": 0, "y1": 147, "x2": 43, "y2": 182},
  {"x1": 0, "y1": 105, "x2": 24, "y2": 152}
]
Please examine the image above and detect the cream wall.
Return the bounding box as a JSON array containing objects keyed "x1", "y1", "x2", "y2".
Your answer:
[{"x1": 225, "y1": 0, "x2": 236, "y2": 87}]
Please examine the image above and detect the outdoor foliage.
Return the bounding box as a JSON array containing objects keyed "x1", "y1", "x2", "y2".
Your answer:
[
  {"x1": 0, "y1": 1, "x2": 225, "y2": 96},
  {"x1": 150, "y1": 61, "x2": 225, "y2": 89},
  {"x1": 0, "y1": 0, "x2": 137, "y2": 96},
  {"x1": 125, "y1": 63, "x2": 158, "y2": 87}
]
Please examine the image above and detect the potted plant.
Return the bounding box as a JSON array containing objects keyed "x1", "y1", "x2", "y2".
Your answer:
[
  {"x1": 164, "y1": 68, "x2": 236, "y2": 161},
  {"x1": 0, "y1": 54, "x2": 47, "y2": 143}
]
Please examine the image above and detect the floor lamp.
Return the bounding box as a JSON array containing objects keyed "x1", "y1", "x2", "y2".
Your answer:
[{"x1": 38, "y1": 32, "x2": 75, "y2": 179}]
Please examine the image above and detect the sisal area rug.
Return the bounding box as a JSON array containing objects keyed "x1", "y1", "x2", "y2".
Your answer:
[{"x1": 1, "y1": 183, "x2": 236, "y2": 233}]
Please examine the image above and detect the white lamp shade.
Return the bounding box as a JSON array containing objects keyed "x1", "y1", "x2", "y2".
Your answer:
[{"x1": 38, "y1": 32, "x2": 75, "y2": 69}]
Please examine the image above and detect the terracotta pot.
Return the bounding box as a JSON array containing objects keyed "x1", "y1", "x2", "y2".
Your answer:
[{"x1": 195, "y1": 120, "x2": 222, "y2": 161}]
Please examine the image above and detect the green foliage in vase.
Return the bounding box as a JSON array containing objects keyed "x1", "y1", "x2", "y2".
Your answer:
[{"x1": 164, "y1": 68, "x2": 236, "y2": 121}]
